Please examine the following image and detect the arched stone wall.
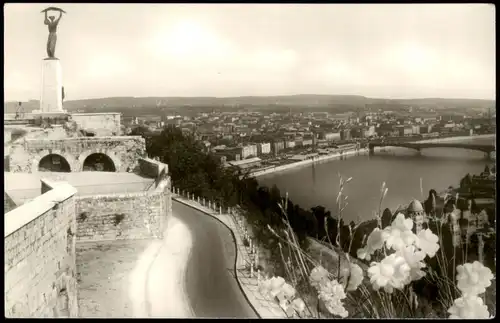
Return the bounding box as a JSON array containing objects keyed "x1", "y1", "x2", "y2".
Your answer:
[
  {"x1": 9, "y1": 136, "x2": 145, "y2": 173},
  {"x1": 82, "y1": 153, "x2": 116, "y2": 172},
  {"x1": 78, "y1": 149, "x2": 122, "y2": 172},
  {"x1": 31, "y1": 150, "x2": 78, "y2": 173}
]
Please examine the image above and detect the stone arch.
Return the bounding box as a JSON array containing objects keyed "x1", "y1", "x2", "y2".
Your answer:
[
  {"x1": 38, "y1": 154, "x2": 71, "y2": 172},
  {"x1": 78, "y1": 149, "x2": 121, "y2": 172},
  {"x1": 82, "y1": 153, "x2": 116, "y2": 172},
  {"x1": 32, "y1": 150, "x2": 77, "y2": 173}
]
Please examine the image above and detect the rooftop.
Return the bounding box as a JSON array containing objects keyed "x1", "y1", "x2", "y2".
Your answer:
[{"x1": 4, "y1": 172, "x2": 155, "y2": 205}]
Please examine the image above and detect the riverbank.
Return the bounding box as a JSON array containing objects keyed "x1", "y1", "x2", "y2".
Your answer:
[
  {"x1": 415, "y1": 133, "x2": 495, "y2": 144},
  {"x1": 250, "y1": 148, "x2": 369, "y2": 178},
  {"x1": 250, "y1": 134, "x2": 495, "y2": 179}
]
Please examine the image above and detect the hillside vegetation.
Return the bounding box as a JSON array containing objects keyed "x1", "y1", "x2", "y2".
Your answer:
[{"x1": 4, "y1": 95, "x2": 495, "y2": 114}]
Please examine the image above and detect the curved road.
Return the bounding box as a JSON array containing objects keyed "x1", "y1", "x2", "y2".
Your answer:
[{"x1": 174, "y1": 201, "x2": 258, "y2": 318}]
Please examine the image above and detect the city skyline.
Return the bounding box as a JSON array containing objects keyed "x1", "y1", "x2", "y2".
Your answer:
[{"x1": 4, "y1": 3, "x2": 496, "y2": 102}]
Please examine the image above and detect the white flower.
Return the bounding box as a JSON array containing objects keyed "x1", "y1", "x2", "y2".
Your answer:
[
  {"x1": 309, "y1": 265, "x2": 330, "y2": 289},
  {"x1": 448, "y1": 295, "x2": 490, "y2": 319},
  {"x1": 368, "y1": 253, "x2": 411, "y2": 293},
  {"x1": 346, "y1": 263, "x2": 364, "y2": 291},
  {"x1": 356, "y1": 246, "x2": 371, "y2": 261},
  {"x1": 291, "y1": 298, "x2": 306, "y2": 314},
  {"x1": 456, "y1": 261, "x2": 494, "y2": 296},
  {"x1": 258, "y1": 276, "x2": 286, "y2": 299},
  {"x1": 319, "y1": 279, "x2": 347, "y2": 301},
  {"x1": 258, "y1": 278, "x2": 273, "y2": 299},
  {"x1": 285, "y1": 298, "x2": 306, "y2": 317},
  {"x1": 323, "y1": 299, "x2": 348, "y2": 318},
  {"x1": 269, "y1": 276, "x2": 286, "y2": 297},
  {"x1": 382, "y1": 213, "x2": 417, "y2": 251},
  {"x1": 415, "y1": 229, "x2": 440, "y2": 258},
  {"x1": 318, "y1": 279, "x2": 348, "y2": 318},
  {"x1": 357, "y1": 228, "x2": 385, "y2": 261},
  {"x1": 366, "y1": 227, "x2": 386, "y2": 250},
  {"x1": 396, "y1": 245, "x2": 427, "y2": 283},
  {"x1": 277, "y1": 282, "x2": 296, "y2": 303}
]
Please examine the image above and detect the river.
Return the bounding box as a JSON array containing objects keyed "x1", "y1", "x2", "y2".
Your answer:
[{"x1": 258, "y1": 135, "x2": 496, "y2": 224}]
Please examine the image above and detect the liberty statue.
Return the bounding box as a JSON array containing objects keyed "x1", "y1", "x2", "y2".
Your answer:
[{"x1": 42, "y1": 7, "x2": 66, "y2": 59}]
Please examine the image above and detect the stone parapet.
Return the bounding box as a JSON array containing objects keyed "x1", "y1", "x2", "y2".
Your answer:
[{"x1": 5, "y1": 180, "x2": 79, "y2": 317}]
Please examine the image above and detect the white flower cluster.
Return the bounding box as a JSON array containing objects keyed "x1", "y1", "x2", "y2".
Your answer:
[
  {"x1": 258, "y1": 276, "x2": 306, "y2": 317},
  {"x1": 356, "y1": 213, "x2": 440, "y2": 293},
  {"x1": 308, "y1": 264, "x2": 364, "y2": 318},
  {"x1": 447, "y1": 261, "x2": 494, "y2": 319},
  {"x1": 318, "y1": 278, "x2": 348, "y2": 318}
]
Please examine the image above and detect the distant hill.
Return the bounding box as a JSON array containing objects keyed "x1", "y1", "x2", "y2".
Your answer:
[{"x1": 4, "y1": 95, "x2": 495, "y2": 114}]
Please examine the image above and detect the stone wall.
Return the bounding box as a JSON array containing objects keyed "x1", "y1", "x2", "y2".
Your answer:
[
  {"x1": 5, "y1": 129, "x2": 12, "y2": 143},
  {"x1": 70, "y1": 113, "x2": 121, "y2": 137},
  {"x1": 75, "y1": 175, "x2": 171, "y2": 242},
  {"x1": 8, "y1": 136, "x2": 145, "y2": 173},
  {"x1": 4, "y1": 180, "x2": 79, "y2": 318},
  {"x1": 4, "y1": 192, "x2": 17, "y2": 213},
  {"x1": 5, "y1": 154, "x2": 10, "y2": 171},
  {"x1": 138, "y1": 157, "x2": 168, "y2": 179}
]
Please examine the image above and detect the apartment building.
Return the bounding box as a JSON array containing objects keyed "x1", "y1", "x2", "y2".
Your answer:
[{"x1": 257, "y1": 142, "x2": 271, "y2": 155}]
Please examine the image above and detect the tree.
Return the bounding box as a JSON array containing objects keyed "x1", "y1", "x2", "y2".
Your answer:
[{"x1": 133, "y1": 125, "x2": 362, "y2": 275}]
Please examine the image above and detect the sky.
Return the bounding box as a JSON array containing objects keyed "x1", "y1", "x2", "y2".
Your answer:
[{"x1": 3, "y1": 3, "x2": 496, "y2": 101}]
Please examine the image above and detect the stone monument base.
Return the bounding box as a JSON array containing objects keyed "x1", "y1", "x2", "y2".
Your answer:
[
  {"x1": 31, "y1": 111, "x2": 70, "y2": 126},
  {"x1": 40, "y1": 58, "x2": 64, "y2": 113}
]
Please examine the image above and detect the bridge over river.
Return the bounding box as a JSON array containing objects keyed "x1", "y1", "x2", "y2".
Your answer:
[{"x1": 368, "y1": 141, "x2": 496, "y2": 159}]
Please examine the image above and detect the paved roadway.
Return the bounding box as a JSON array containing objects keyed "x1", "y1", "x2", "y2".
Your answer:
[{"x1": 173, "y1": 201, "x2": 258, "y2": 318}]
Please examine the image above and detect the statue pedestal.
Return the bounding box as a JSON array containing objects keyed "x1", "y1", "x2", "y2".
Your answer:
[{"x1": 40, "y1": 58, "x2": 64, "y2": 113}]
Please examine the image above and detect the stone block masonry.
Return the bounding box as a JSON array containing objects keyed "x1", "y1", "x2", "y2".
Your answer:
[
  {"x1": 139, "y1": 157, "x2": 168, "y2": 179},
  {"x1": 4, "y1": 180, "x2": 79, "y2": 318},
  {"x1": 8, "y1": 136, "x2": 146, "y2": 173},
  {"x1": 75, "y1": 176, "x2": 171, "y2": 242},
  {"x1": 70, "y1": 113, "x2": 121, "y2": 137}
]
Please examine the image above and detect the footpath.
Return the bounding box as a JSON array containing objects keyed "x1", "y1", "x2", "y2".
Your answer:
[{"x1": 172, "y1": 194, "x2": 288, "y2": 319}]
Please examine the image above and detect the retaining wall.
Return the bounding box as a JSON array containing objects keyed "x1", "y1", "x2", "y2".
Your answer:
[{"x1": 4, "y1": 180, "x2": 79, "y2": 318}]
